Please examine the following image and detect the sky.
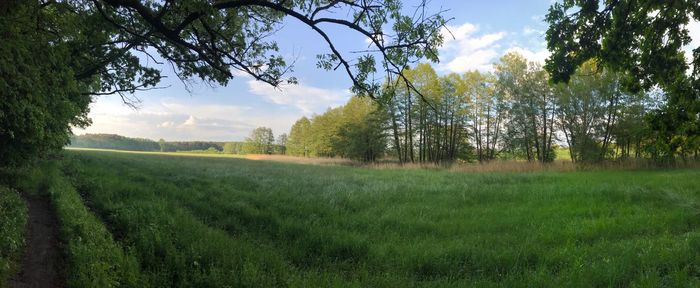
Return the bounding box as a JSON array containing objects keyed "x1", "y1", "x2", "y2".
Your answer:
[{"x1": 74, "y1": 1, "x2": 700, "y2": 141}]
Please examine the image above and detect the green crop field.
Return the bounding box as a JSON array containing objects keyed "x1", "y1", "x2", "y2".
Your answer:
[{"x1": 32, "y1": 150, "x2": 700, "y2": 287}]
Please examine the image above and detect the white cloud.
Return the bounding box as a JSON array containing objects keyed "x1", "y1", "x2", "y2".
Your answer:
[
  {"x1": 445, "y1": 50, "x2": 500, "y2": 73},
  {"x1": 247, "y1": 80, "x2": 350, "y2": 114},
  {"x1": 180, "y1": 115, "x2": 198, "y2": 127},
  {"x1": 438, "y1": 22, "x2": 506, "y2": 73},
  {"x1": 161, "y1": 101, "x2": 252, "y2": 120},
  {"x1": 74, "y1": 94, "x2": 272, "y2": 141},
  {"x1": 73, "y1": 80, "x2": 352, "y2": 141},
  {"x1": 157, "y1": 121, "x2": 176, "y2": 128},
  {"x1": 504, "y1": 47, "x2": 550, "y2": 65},
  {"x1": 523, "y1": 26, "x2": 543, "y2": 36}
]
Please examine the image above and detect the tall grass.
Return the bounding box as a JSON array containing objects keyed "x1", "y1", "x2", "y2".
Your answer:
[
  {"x1": 17, "y1": 163, "x2": 144, "y2": 288},
  {"x1": 58, "y1": 150, "x2": 700, "y2": 287}
]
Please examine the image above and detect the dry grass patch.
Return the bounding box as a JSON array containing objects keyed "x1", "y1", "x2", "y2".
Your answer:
[{"x1": 244, "y1": 154, "x2": 356, "y2": 166}]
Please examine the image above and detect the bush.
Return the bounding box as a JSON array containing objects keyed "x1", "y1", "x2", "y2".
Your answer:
[{"x1": 0, "y1": 186, "x2": 27, "y2": 284}]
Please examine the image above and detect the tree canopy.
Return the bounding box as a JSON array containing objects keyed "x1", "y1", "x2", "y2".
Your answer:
[
  {"x1": 0, "y1": 0, "x2": 447, "y2": 167},
  {"x1": 545, "y1": 0, "x2": 699, "y2": 159}
]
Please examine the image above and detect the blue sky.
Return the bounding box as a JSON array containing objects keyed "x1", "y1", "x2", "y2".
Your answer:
[{"x1": 73, "y1": 0, "x2": 699, "y2": 141}]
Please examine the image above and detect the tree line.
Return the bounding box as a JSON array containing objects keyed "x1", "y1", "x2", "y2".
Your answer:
[
  {"x1": 287, "y1": 51, "x2": 696, "y2": 164},
  {"x1": 69, "y1": 133, "x2": 288, "y2": 155}
]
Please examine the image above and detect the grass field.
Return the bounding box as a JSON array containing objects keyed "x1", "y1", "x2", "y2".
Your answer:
[{"x1": 41, "y1": 150, "x2": 700, "y2": 286}]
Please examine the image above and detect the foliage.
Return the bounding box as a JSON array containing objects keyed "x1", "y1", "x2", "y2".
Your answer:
[
  {"x1": 244, "y1": 127, "x2": 275, "y2": 154},
  {"x1": 0, "y1": 186, "x2": 26, "y2": 284},
  {"x1": 382, "y1": 57, "x2": 556, "y2": 164},
  {"x1": 372, "y1": 51, "x2": 697, "y2": 164},
  {"x1": 0, "y1": 0, "x2": 446, "y2": 168},
  {"x1": 334, "y1": 97, "x2": 388, "y2": 162},
  {"x1": 70, "y1": 134, "x2": 161, "y2": 151},
  {"x1": 223, "y1": 142, "x2": 245, "y2": 154},
  {"x1": 554, "y1": 60, "x2": 653, "y2": 163},
  {"x1": 0, "y1": 2, "x2": 91, "y2": 167},
  {"x1": 288, "y1": 97, "x2": 387, "y2": 161},
  {"x1": 545, "y1": 0, "x2": 700, "y2": 160},
  {"x1": 276, "y1": 133, "x2": 288, "y2": 155},
  {"x1": 495, "y1": 52, "x2": 556, "y2": 163},
  {"x1": 70, "y1": 134, "x2": 225, "y2": 152},
  {"x1": 159, "y1": 141, "x2": 223, "y2": 153},
  {"x1": 62, "y1": 149, "x2": 700, "y2": 286},
  {"x1": 287, "y1": 117, "x2": 312, "y2": 157}
]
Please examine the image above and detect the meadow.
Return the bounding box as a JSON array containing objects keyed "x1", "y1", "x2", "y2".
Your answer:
[{"x1": 22, "y1": 150, "x2": 700, "y2": 287}]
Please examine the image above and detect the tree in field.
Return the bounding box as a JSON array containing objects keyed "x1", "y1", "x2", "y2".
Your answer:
[
  {"x1": 386, "y1": 63, "x2": 442, "y2": 164},
  {"x1": 611, "y1": 92, "x2": 656, "y2": 160},
  {"x1": 158, "y1": 139, "x2": 167, "y2": 152},
  {"x1": 287, "y1": 117, "x2": 312, "y2": 157},
  {"x1": 545, "y1": 0, "x2": 699, "y2": 160},
  {"x1": 276, "y1": 133, "x2": 288, "y2": 155},
  {"x1": 309, "y1": 107, "x2": 344, "y2": 157},
  {"x1": 223, "y1": 142, "x2": 242, "y2": 154},
  {"x1": 463, "y1": 71, "x2": 502, "y2": 162},
  {"x1": 334, "y1": 97, "x2": 387, "y2": 162},
  {"x1": 553, "y1": 60, "x2": 646, "y2": 162},
  {"x1": 432, "y1": 73, "x2": 468, "y2": 163},
  {"x1": 0, "y1": 0, "x2": 446, "y2": 168},
  {"x1": 287, "y1": 96, "x2": 387, "y2": 161},
  {"x1": 244, "y1": 127, "x2": 275, "y2": 154},
  {"x1": 495, "y1": 52, "x2": 556, "y2": 162}
]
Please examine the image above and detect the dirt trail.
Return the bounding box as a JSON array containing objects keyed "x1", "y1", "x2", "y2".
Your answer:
[{"x1": 8, "y1": 194, "x2": 65, "y2": 288}]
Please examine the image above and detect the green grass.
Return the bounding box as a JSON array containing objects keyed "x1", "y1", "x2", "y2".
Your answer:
[
  {"x1": 17, "y1": 164, "x2": 144, "y2": 288},
  {"x1": 0, "y1": 185, "x2": 26, "y2": 284},
  {"x1": 56, "y1": 150, "x2": 700, "y2": 287}
]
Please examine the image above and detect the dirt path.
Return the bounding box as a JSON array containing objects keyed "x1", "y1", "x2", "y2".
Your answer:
[{"x1": 8, "y1": 194, "x2": 65, "y2": 288}]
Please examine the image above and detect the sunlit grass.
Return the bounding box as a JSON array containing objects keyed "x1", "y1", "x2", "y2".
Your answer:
[{"x1": 56, "y1": 149, "x2": 700, "y2": 287}]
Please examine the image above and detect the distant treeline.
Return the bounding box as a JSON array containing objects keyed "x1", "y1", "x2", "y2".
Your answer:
[
  {"x1": 70, "y1": 134, "x2": 162, "y2": 151},
  {"x1": 69, "y1": 134, "x2": 286, "y2": 155}
]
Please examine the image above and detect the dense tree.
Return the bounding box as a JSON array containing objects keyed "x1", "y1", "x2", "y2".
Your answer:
[
  {"x1": 158, "y1": 139, "x2": 167, "y2": 152},
  {"x1": 553, "y1": 60, "x2": 648, "y2": 162},
  {"x1": 308, "y1": 107, "x2": 344, "y2": 157},
  {"x1": 70, "y1": 134, "x2": 226, "y2": 152},
  {"x1": 70, "y1": 134, "x2": 161, "y2": 151},
  {"x1": 244, "y1": 127, "x2": 275, "y2": 154},
  {"x1": 545, "y1": 0, "x2": 699, "y2": 160},
  {"x1": 464, "y1": 71, "x2": 502, "y2": 162},
  {"x1": 386, "y1": 63, "x2": 448, "y2": 164},
  {"x1": 495, "y1": 53, "x2": 556, "y2": 162},
  {"x1": 0, "y1": 0, "x2": 446, "y2": 168},
  {"x1": 276, "y1": 133, "x2": 288, "y2": 155},
  {"x1": 334, "y1": 97, "x2": 388, "y2": 162},
  {"x1": 223, "y1": 142, "x2": 245, "y2": 154},
  {"x1": 287, "y1": 96, "x2": 387, "y2": 161},
  {"x1": 287, "y1": 117, "x2": 312, "y2": 157},
  {"x1": 1, "y1": 2, "x2": 92, "y2": 166},
  {"x1": 288, "y1": 49, "x2": 695, "y2": 164}
]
